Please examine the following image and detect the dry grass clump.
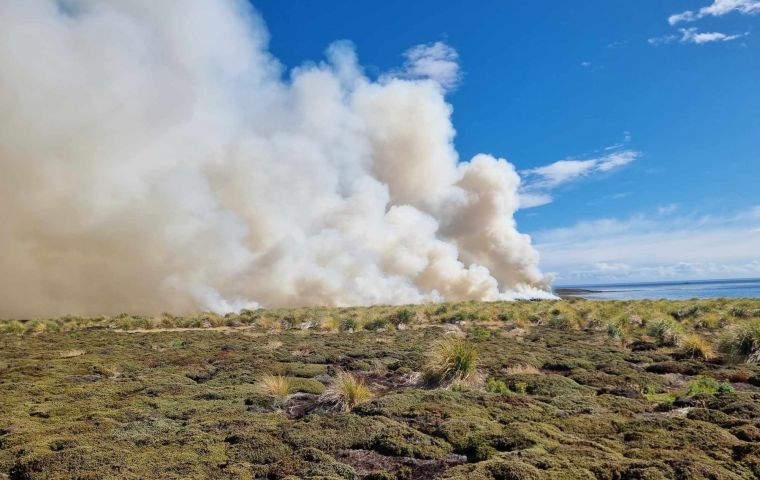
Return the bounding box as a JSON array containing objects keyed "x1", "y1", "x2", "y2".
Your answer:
[
  {"x1": 505, "y1": 364, "x2": 541, "y2": 375},
  {"x1": 257, "y1": 374, "x2": 292, "y2": 397},
  {"x1": 320, "y1": 317, "x2": 341, "y2": 332},
  {"x1": 0, "y1": 320, "x2": 25, "y2": 334},
  {"x1": 422, "y1": 338, "x2": 481, "y2": 387},
  {"x1": 679, "y1": 334, "x2": 715, "y2": 361},
  {"x1": 320, "y1": 370, "x2": 373, "y2": 411},
  {"x1": 59, "y1": 349, "x2": 86, "y2": 358},
  {"x1": 263, "y1": 340, "x2": 283, "y2": 351}
]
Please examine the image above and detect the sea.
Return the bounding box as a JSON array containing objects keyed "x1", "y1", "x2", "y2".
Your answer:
[{"x1": 554, "y1": 278, "x2": 760, "y2": 301}]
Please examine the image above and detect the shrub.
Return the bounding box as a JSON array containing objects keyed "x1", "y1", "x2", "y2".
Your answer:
[
  {"x1": 671, "y1": 305, "x2": 703, "y2": 321},
  {"x1": 422, "y1": 338, "x2": 480, "y2": 387},
  {"x1": 679, "y1": 334, "x2": 715, "y2": 360},
  {"x1": 320, "y1": 370, "x2": 373, "y2": 411},
  {"x1": 394, "y1": 308, "x2": 413, "y2": 325},
  {"x1": 547, "y1": 314, "x2": 572, "y2": 330},
  {"x1": 363, "y1": 318, "x2": 390, "y2": 331},
  {"x1": 729, "y1": 307, "x2": 751, "y2": 319},
  {"x1": 339, "y1": 318, "x2": 358, "y2": 332},
  {"x1": 719, "y1": 320, "x2": 760, "y2": 363},
  {"x1": 647, "y1": 318, "x2": 684, "y2": 346},
  {"x1": 486, "y1": 379, "x2": 510, "y2": 394},
  {"x1": 44, "y1": 320, "x2": 62, "y2": 333},
  {"x1": 686, "y1": 377, "x2": 734, "y2": 396},
  {"x1": 513, "y1": 382, "x2": 528, "y2": 395},
  {"x1": 468, "y1": 326, "x2": 491, "y2": 340},
  {"x1": 644, "y1": 392, "x2": 677, "y2": 404},
  {"x1": 257, "y1": 374, "x2": 292, "y2": 398},
  {"x1": 606, "y1": 320, "x2": 626, "y2": 341}
]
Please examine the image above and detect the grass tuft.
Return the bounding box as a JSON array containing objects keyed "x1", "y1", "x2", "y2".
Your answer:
[
  {"x1": 320, "y1": 370, "x2": 373, "y2": 411},
  {"x1": 422, "y1": 338, "x2": 480, "y2": 387},
  {"x1": 257, "y1": 374, "x2": 292, "y2": 398},
  {"x1": 719, "y1": 320, "x2": 760, "y2": 364},
  {"x1": 647, "y1": 318, "x2": 684, "y2": 347},
  {"x1": 679, "y1": 334, "x2": 714, "y2": 361}
]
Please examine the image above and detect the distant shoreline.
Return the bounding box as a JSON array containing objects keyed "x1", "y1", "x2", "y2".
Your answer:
[
  {"x1": 553, "y1": 287, "x2": 602, "y2": 296},
  {"x1": 552, "y1": 278, "x2": 760, "y2": 301}
]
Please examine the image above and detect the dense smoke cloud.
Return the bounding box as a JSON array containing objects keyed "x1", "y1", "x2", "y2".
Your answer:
[{"x1": 0, "y1": 0, "x2": 551, "y2": 317}]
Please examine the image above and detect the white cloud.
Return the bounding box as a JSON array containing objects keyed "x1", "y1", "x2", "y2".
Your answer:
[
  {"x1": 657, "y1": 203, "x2": 679, "y2": 215},
  {"x1": 581, "y1": 61, "x2": 592, "y2": 67},
  {"x1": 649, "y1": 28, "x2": 747, "y2": 45},
  {"x1": 535, "y1": 206, "x2": 760, "y2": 283},
  {"x1": 522, "y1": 150, "x2": 637, "y2": 190},
  {"x1": 669, "y1": 0, "x2": 760, "y2": 25},
  {"x1": 610, "y1": 192, "x2": 631, "y2": 199},
  {"x1": 394, "y1": 41, "x2": 460, "y2": 90},
  {"x1": 518, "y1": 149, "x2": 637, "y2": 209},
  {"x1": 519, "y1": 192, "x2": 554, "y2": 209},
  {"x1": 680, "y1": 27, "x2": 747, "y2": 43},
  {"x1": 592, "y1": 262, "x2": 633, "y2": 273},
  {"x1": 648, "y1": 35, "x2": 679, "y2": 46}
]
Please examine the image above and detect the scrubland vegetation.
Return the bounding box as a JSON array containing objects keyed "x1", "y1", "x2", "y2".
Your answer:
[{"x1": 2, "y1": 298, "x2": 760, "y2": 479}]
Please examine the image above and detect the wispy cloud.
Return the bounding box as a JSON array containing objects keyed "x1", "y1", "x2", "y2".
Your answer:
[
  {"x1": 525, "y1": 151, "x2": 637, "y2": 188},
  {"x1": 649, "y1": 27, "x2": 747, "y2": 45},
  {"x1": 535, "y1": 206, "x2": 760, "y2": 283},
  {"x1": 607, "y1": 40, "x2": 627, "y2": 49},
  {"x1": 393, "y1": 41, "x2": 461, "y2": 90},
  {"x1": 609, "y1": 192, "x2": 631, "y2": 200},
  {"x1": 656, "y1": 203, "x2": 679, "y2": 215},
  {"x1": 680, "y1": 27, "x2": 747, "y2": 43},
  {"x1": 519, "y1": 192, "x2": 554, "y2": 209},
  {"x1": 669, "y1": 0, "x2": 760, "y2": 25},
  {"x1": 519, "y1": 149, "x2": 637, "y2": 209}
]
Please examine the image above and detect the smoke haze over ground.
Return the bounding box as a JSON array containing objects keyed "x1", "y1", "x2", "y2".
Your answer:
[{"x1": 0, "y1": 0, "x2": 551, "y2": 317}]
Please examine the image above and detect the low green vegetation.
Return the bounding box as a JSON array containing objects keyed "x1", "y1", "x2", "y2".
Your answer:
[{"x1": 1, "y1": 298, "x2": 760, "y2": 479}]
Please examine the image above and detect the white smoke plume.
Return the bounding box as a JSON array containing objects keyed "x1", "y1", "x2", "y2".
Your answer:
[{"x1": 0, "y1": 0, "x2": 551, "y2": 317}]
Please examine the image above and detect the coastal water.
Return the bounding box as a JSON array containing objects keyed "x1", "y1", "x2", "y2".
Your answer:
[{"x1": 555, "y1": 278, "x2": 760, "y2": 300}]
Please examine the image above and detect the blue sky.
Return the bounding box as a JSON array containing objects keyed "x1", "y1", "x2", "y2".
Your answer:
[{"x1": 253, "y1": 0, "x2": 760, "y2": 285}]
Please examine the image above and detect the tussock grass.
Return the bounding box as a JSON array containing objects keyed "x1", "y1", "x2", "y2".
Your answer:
[
  {"x1": 320, "y1": 370, "x2": 373, "y2": 411},
  {"x1": 719, "y1": 320, "x2": 760, "y2": 364},
  {"x1": 647, "y1": 318, "x2": 684, "y2": 347},
  {"x1": 679, "y1": 334, "x2": 714, "y2": 361},
  {"x1": 4, "y1": 298, "x2": 759, "y2": 337},
  {"x1": 257, "y1": 374, "x2": 292, "y2": 397},
  {"x1": 422, "y1": 338, "x2": 480, "y2": 387},
  {"x1": 0, "y1": 320, "x2": 25, "y2": 334}
]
